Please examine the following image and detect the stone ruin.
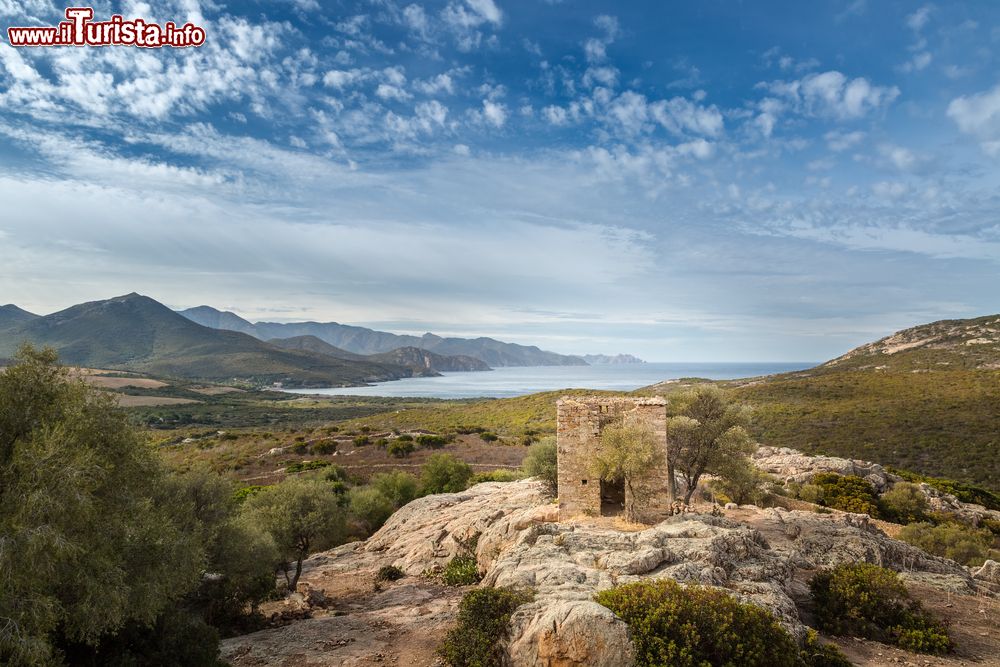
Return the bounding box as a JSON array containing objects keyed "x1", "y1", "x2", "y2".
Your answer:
[{"x1": 556, "y1": 395, "x2": 674, "y2": 523}]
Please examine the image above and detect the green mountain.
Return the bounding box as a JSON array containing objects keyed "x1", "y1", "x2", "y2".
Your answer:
[
  {"x1": 267, "y1": 336, "x2": 492, "y2": 375},
  {"x1": 723, "y1": 315, "x2": 1000, "y2": 491},
  {"x1": 179, "y1": 305, "x2": 587, "y2": 367},
  {"x1": 0, "y1": 294, "x2": 412, "y2": 387},
  {"x1": 0, "y1": 304, "x2": 39, "y2": 330}
]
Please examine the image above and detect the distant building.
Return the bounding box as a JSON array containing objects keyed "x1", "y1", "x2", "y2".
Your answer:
[{"x1": 556, "y1": 396, "x2": 673, "y2": 523}]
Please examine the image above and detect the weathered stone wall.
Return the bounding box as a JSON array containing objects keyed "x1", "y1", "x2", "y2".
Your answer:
[{"x1": 556, "y1": 396, "x2": 671, "y2": 523}]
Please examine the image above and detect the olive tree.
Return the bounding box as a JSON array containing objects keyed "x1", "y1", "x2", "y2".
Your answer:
[
  {"x1": 667, "y1": 386, "x2": 757, "y2": 504},
  {"x1": 240, "y1": 477, "x2": 347, "y2": 592},
  {"x1": 590, "y1": 417, "x2": 665, "y2": 522},
  {"x1": 0, "y1": 346, "x2": 203, "y2": 665},
  {"x1": 522, "y1": 438, "x2": 557, "y2": 495}
]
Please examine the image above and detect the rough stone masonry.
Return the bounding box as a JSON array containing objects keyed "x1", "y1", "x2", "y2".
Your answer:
[{"x1": 556, "y1": 396, "x2": 673, "y2": 523}]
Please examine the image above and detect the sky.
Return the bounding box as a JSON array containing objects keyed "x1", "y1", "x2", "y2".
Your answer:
[{"x1": 0, "y1": 0, "x2": 998, "y2": 362}]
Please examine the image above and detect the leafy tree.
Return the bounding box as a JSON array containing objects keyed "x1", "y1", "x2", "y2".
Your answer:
[
  {"x1": 521, "y1": 437, "x2": 557, "y2": 495},
  {"x1": 370, "y1": 470, "x2": 421, "y2": 508},
  {"x1": 240, "y1": 477, "x2": 347, "y2": 592},
  {"x1": 879, "y1": 482, "x2": 930, "y2": 524},
  {"x1": 348, "y1": 486, "x2": 395, "y2": 534},
  {"x1": 0, "y1": 346, "x2": 210, "y2": 665},
  {"x1": 420, "y1": 453, "x2": 473, "y2": 494},
  {"x1": 666, "y1": 386, "x2": 757, "y2": 504},
  {"x1": 712, "y1": 458, "x2": 773, "y2": 506},
  {"x1": 591, "y1": 416, "x2": 665, "y2": 522}
]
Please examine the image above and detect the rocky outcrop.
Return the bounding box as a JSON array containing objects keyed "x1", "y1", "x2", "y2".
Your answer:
[
  {"x1": 221, "y1": 479, "x2": 993, "y2": 667},
  {"x1": 752, "y1": 446, "x2": 895, "y2": 492}
]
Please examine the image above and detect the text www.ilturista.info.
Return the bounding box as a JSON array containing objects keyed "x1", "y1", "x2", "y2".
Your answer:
[{"x1": 7, "y1": 7, "x2": 206, "y2": 48}]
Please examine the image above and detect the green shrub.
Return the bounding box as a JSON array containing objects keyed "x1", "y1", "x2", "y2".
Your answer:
[
  {"x1": 353, "y1": 435, "x2": 371, "y2": 447},
  {"x1": 387, "y1": 440, "x2": 415, "y2": 458},
  {"x1": 417, "y1": 434, "x2": 448, "y2": 449},
  {"x1": 284, "y1": 460, "x2": 330, "y2": 474},
  {"x1": 370, "y1": 470, "x2": 420, "y2": 508},
  {"x1": 470, "y1": 469, "x2": 522, "y2": 484},
  {"x1": 291, "y1": 441, "x2": 309, "y2": 454},
  {"x1": 442, "y1": 555, "x2": 481, "y2": 586},
  {"x1": 810, "y1": 563, "x2": 951, "y2": 654},
  {"x1": 312, "y1": 440, "x2": 337, "y2": 455},
  {"x1": 595, "y1": 579, "x2": 801, "y2": 667},
  {"x1": 233, "y1": 485, "x2": 266, "y2": 504},
  {"x1": 421, "y1": 454, "x2": 473, "y2": 494},
  {"x1": 800, "y1": 629, "x2": 853, "y2": 667},
  {"x1": 898, "y1": 521, "x2": 993, "y2": 566},
  {"x1": 396, "y1": 434, "x2": 414, "y2": 442},
  {"x1": 480, "y1": 432, "x2": 499, "y2": 442},
  {"x1": 439, "y1": 587, "x2": 532, "y2": 667},
  {"x1": 521, "y1": 438, "x2": 557, "y2": 495},
  {"x1": 890, "y1": 468, "x2": 1000, "y2": 511},
  {"x1": 375, "y1": 565, "x2": 405, "y2": 582},
  {"x1": 879, "y1": 482, "x2": 929, "y2": 524},
  {"x1": 375, "y1": 438, "x2": 389, "y2": 448},
  {"x1": 811, "y1": 473, "x2": 880, "y2": 516}
]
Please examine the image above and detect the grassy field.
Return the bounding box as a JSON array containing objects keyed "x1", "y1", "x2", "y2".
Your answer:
[{"x1": 117, "y1": 361, "x2": 1000, "y2": 492}]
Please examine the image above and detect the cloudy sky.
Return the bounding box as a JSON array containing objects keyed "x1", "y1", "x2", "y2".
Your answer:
[{"x1": 1, "y1": 0, "x2": 998, "y2": 361}]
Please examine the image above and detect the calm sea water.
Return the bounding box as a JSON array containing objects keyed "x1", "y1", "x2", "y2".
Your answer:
[{"x1": 283, "y1": 362, "x2": 816, "y2": 399}]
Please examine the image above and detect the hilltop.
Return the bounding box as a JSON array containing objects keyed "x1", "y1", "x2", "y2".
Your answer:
[
  {"x1": 267, "y1": 336, "x2": 490, "y2": 374},
  {"x1": 179, "y1": 305, "x2": 587, "y2": 367}
]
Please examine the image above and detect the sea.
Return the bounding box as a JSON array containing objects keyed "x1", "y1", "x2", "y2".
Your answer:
[{"x1": 282, "y1": 362, "x2": 816, "y2": 400}]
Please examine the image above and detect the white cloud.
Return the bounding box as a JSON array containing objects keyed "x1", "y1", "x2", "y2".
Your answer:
[
  {"x1": 543, "y1": 105, "x2": 569, "y2": 126},
  {"x1": 824, "y1": 130, "x2": 865, "y2": 151},
  {"x1": 947, "y1": 84, "x2": 1000, "y2": 154},
  {"x1": 877, "y1": 143, "x2": 919, "y2": 171},
  {"x1": 376, "y1": 84, "x2": 412, "y2": 101},
  {"x1": 906, "y1": 5, "x2": 932, "y2": 32},
  {"x1": 762, "y1": 70, "x2": 900, "y2": 120},
  {"x1": 413, "y1": 73, "x2": 455, "y2": 95},
  {"x1": 649, "y1": 97, "x2": 724, "y2": 137},
  {"x1": 481, "y1": 100, "x2": 507, "y2": 127}
]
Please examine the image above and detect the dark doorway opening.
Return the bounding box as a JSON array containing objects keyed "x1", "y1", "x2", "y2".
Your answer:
[{"x1": 600, "y1": 478, "x2": 625, "y2": 516}]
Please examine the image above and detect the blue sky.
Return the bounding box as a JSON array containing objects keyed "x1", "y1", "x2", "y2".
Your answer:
[{"x1": 0, "y1": 0, "x2": 998, "y2": 361}]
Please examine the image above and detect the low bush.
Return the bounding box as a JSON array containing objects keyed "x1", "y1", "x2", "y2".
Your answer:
[
  {"x1": 898, "y1": 521, "x2": 993, "y2": 566},
  {"x1": 595, "y1": 579, "x2": 802, "y2": 667},
  {"x1": 879, "y1": 482, "x2": 929, "y2": 524},
  {"x1": 480, "y1": 431, "x2": 499, "y2": 442},
  {"x1": 311, "y1": 440, "x2": 337, "y2": 455},
  {"x1": 417, "y1": 434, "x2": 448, "y2": 449},
  {"x1": 396, "y1": 433, "x2": 414, "y2": 442},
  {"x1": 521, "y1": 438, "x2": 557, "y2": 495},
  {"x1": 375, "y1": 565, "x2": 405, "y2": 582},
  {"x1": 232, "y1": 485, "x2": 266, "y2": 504},
  {"x1": 800, "y1": 630, "x2": 853, "y2": 667},
  {"x1": 438, "y1": 587, "x2": 532, "y2": 667},
  {"x1": 469, "y1": 469, "x2": 522, "y2": 484},
  {"x1": 810, "y1": 563, "x2": 951, "y2": 654},
  {"x1": 442, "y1": 555, "x2": 481, "y2": 586},
  {"x1": 811, "y1": 473, "x2": 881, "y2": 516},
  {"x1": 353, "y1": 435, "x2": 371, "y2": 447},
  {"x1": 387, "y1": 440, "x2": 415, "y2": 458},
  {"x1": 284, "y1": 460, "x2": 330, "y2": 474},
  {"x1": 890, "y1": 468, "x2": 1000, "y2": 511}
]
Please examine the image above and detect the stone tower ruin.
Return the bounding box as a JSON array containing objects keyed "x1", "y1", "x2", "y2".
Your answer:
[{"x1": 556, "y1": 396, "x2": 672, "y2": 523}]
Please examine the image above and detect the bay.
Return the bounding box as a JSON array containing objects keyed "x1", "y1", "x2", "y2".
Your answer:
[{"x1": 282, "y1": 361, "x2": 817, "y2": 399}]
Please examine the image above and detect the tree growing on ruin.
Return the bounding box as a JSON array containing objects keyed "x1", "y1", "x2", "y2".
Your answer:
[
  {"x1": 666, "y1": 385, "x2": 757, "y2": 504},
  {"x1": 591, "y1": 416, "x2": 665, "y2": 522}
]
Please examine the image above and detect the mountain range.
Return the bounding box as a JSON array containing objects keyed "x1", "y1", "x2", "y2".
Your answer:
[
  {"x1": 0, "y1": 294, "x2": 586, "y2": 387},
  {"x1": 178, "y1": 305, "x2": 587, "y2": 367}
]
